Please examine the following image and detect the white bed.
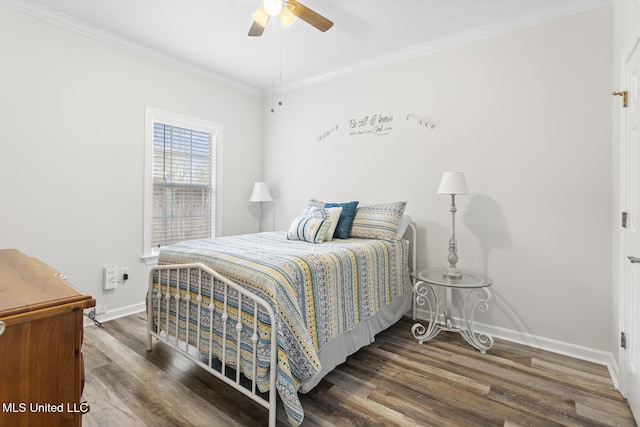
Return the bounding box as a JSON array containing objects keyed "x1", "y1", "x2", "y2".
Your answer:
[{"x1": 147, "y1": 201, "x2": 415, "y2": 426}]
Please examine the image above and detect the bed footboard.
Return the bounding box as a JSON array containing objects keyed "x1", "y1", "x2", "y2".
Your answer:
[{"x1": 147, "y1": 263, "x2": 278, "y2": 427}]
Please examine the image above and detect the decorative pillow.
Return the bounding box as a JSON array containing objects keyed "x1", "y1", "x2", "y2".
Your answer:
[
  {"x1": 308, "y1": 207, "x2": 343, "y2": 242},
  {"x1": 301, "y1": 198, "x2": 359, "y2": 239},
  {"x1": 302, "y1": 198, "x2": 326, "y2": 215},
  {"x1": 324, "y1": 201, "x2": 359, "y2": 239},
  {"x1": 350, "y1": 201, "x2": 407, "y2": 242},
  {"x1": 287, "y1": 216, "x2": 332, "y2": 244}
]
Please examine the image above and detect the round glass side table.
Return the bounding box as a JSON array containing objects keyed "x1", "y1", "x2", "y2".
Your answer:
[{"x1": 411, "y1": 269, "x2": 494, "y2": 353}]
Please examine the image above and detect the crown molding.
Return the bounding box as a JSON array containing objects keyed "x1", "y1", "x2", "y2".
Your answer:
[
  {"x1": 273, "y1": 0, "x2": 613, "y2": 95},
  {"x1": 0, "y1": 0, "x2": 262, "y2": 96},
  {"x1": 1, "y1": 0, "x2": 612, "y2": 98}
]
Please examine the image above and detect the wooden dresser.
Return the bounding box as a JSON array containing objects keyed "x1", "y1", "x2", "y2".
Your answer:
[{"x1": 0, "y1": 249, "x2": 95, "y2": 427}]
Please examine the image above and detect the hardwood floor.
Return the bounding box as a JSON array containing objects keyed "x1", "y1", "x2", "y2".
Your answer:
[{"x1": 82, "y1": 313, "x2": 636, "y2": 426}]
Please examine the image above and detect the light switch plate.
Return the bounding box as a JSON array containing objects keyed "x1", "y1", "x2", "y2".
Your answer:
[{"x1": 103, "y1": 265, "x2": 117, "y2": 290}]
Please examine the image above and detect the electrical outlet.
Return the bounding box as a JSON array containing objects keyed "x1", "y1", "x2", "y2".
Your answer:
[
  {"x1": 121, "y1": 267, "x2": 129, "y2": 281},
  {"x1": 103, "y1": 265, "x2": 117, "y2": 290},
  {"x1": 96, "y1": 305, "x2": 107, "y2": 315}
]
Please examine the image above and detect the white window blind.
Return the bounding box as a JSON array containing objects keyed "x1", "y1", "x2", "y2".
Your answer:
[{"x1": 152, "y1": 122, "x2": 216, "y2": 248}]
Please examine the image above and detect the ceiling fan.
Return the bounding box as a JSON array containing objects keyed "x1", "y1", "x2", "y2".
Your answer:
[{"x1": 248, "y1": 0, "x2": 333, "y2": 37}]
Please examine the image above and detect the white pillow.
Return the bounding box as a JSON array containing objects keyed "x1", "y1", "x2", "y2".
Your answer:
[{"x1": 308, "y1": 207, "x2": 343, "y2": 242}]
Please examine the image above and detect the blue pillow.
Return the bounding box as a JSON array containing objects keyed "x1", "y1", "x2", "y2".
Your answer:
[{"x1": 324, "y1": 201, "x2": 359, "y2": 239}]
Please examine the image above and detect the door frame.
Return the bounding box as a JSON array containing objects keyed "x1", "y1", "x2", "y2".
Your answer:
[{"x1": 617, "y1": 23, "x2": 640, "y2": 421}]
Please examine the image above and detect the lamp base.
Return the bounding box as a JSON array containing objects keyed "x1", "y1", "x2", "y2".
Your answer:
[{"x1": 443, "y1": 267, "x2": 463, "y2": 279}]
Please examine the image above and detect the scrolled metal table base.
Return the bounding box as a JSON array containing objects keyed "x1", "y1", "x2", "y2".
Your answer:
[{"x1": 412, "y1": 280, "x2": 494, "y2": 354}]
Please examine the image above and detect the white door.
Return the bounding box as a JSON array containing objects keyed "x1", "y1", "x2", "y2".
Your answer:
[{"x1": 622, "y1": 35, "x2": 640, "y2": 422}]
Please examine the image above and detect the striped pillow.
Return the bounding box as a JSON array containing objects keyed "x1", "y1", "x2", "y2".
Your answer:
[
  {"x1": 350, "y1": 201, "x2": 407, "y2": 242},
  {"x1": 287, "y1": 216, "x2": 332, "y2": 243}
]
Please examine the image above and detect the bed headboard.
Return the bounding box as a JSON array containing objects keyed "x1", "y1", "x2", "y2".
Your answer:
[{"x1": 403, "y1": 222, "x2": 418, "y2": 278}]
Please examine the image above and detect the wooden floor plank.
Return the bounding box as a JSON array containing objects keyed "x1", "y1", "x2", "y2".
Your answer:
[
  {"x1": 343, "y1": 351, "x2": 560, "y2": 427},
  {"x1": 84, "y1": 319, "x2": 247, "y2": 427},
  {"x1": 321, "y1": 369, "x2": 376, "y2": 398},
  {"x1": 81, "y1": 314, "x2": 637, "y2": 426},
  {"x1": 82, "y1": 373, "x2": 147, "y2": 427}
]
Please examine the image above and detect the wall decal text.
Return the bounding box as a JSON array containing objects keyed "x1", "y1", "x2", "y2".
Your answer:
[
  {"x1": 348, "y1": 113, "x2": 394, "y2": 137},
  {"x1": 316, "y1": 124, "x2": 339, "y2": 142}
]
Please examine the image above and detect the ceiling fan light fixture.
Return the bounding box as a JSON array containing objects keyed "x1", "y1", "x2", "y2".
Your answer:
[
  {"x1": 251, "y1": 6, "x2": 270, "y2": 27},
  {"x1": 280, "y1": 6, "x2": 297, "y2": 28},
  {"x1": 263, "y1": 0, "x2": 282, "y2": 16},
  {"x1": 248, "y1": 0, "x2": 333, "y2": 36}
]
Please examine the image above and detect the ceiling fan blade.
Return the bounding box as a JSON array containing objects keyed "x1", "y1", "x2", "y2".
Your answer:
[
  {"x1": 248, "y1": 21, "x2": 266, "y2": 36},
  {"x1": 286, "y1": 0, "x2": 333, "y2": 32},
  {"x1": 249, "y1": 5, "x2": 269, "y2": 36}
]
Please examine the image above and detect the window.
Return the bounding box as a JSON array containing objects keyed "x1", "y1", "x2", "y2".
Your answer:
[{"x1": 143, "y1": 108, "x2": 221, "y2": 263}]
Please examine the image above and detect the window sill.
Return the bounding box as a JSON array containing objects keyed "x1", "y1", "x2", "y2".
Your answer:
[{"x1": 141, "y1": 253, "x2": 158, "y2": 265}]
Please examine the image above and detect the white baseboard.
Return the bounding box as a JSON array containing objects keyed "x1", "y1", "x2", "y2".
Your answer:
[
  {"x1": 83, "y1": 302, "x2": 146, "y2": 327},
  {"x1": 413, "y1": 307, "x2": 621, "y2": 390},
  {"x1": 480, "y1": 320, "x2": 620, "y2": 389}
]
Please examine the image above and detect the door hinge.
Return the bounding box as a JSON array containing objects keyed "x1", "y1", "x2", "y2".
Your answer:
[
  {"x1": 621, "y1": 331, "x2": 627, "y2": 349},
  {"x1": 613, "y1": 90, "x2": 628, "y2": 108},
  {"x1": 622, "y1": 212, "x2": 628, "y2": 228}
]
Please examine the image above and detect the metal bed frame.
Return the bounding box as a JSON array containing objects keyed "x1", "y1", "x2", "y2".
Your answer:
[
  {"x1": 147, "y1": 264, "x2": 278, "y2": 426},
  {"x1": 146, "y1": 223, "x2": 417, "y2": 426}
]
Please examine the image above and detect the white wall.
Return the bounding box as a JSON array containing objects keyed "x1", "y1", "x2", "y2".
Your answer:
[
  {"x1": 264, "y1": 7, "x2": 614, "y2": 356},
  {"x1": 0, "y1": 5, "x2": 264, "y2": 319},
  {"x1": 0, "y1": 1, "x2": 619, "y2": 365}
]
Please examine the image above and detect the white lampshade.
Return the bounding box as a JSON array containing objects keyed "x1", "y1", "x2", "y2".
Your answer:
[
  {"x1": 437, "y1": 172, "x2": 469, "y2": 195},
  {"x1": 249, "y1": 182, "x2": 273, "y2": 202}
]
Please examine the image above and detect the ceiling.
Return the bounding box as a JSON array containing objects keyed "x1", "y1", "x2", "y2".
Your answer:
[{"x1": 4, "y1": 0, "x2": 609, "y2": 95}]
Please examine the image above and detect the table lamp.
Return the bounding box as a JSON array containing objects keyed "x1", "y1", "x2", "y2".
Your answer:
[
  {"x1": 437, "y1": 172, "x2": 469, "y2": 278},
  {"x1": 249, "y1": 182, "x2": 273, "y2": 232}
]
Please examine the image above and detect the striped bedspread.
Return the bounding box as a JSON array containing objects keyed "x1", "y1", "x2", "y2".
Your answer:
[{"x1": 154, "y1": 231, "x2": 411, "y2": 426}]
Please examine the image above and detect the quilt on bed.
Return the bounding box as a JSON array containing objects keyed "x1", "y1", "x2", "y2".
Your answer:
[{"x1": 153, "y1": 231, "x2": 411, "y2": 426}]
